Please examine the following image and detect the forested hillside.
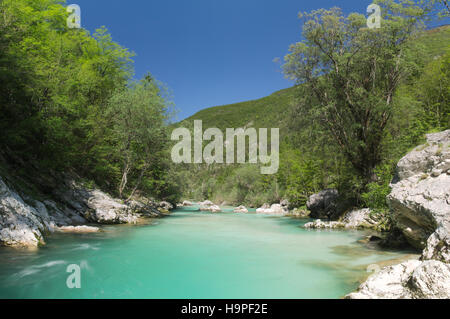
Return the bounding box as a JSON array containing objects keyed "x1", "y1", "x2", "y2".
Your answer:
[{"x1": 0, "y1": 0, "x2": 180, "y2": 203}]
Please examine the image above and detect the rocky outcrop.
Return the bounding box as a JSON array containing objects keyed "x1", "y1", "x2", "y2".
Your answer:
[
  {"x1": 306, "y1": 189, "x2": 340, "y2": 219},
  {"x1": 304, "y1": 209, "x2": 386, "y2": 230},
  {"x1": 387, "y1": 130, "x2": 450, "y2": 257},
  {"x1": 83, "y1": 190, "x2": 138, "y2": 224},
  {"x1": 422, "y1": 227, "x2": 450, "y2": 262},
  {"x1": 127, "y1": 200, "x2": 164, "y2": 217},
  {"x1": 234, "y1": 205, "x2": 248, "y2": 213},
  {"x1": 256, "y1": 203, "x2": 288, "y2": 215},
  {"x1": 0, "y1": 177, "x2": 48, "y2": 247},
  {"x1": 349, "y1": 130, "x2": 450, "y2": 299},
  {"x1": 158, "y1": 201, "x2": 173, "y2": 212},
  {"x1": 0, "y1": 176, "x2": 162, "y2": 248},
  {"x1": 347, "y1": 260, "x2": 450, "y2": 299}
]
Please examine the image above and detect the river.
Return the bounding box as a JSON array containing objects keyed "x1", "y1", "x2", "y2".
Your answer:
[{"x1": 0, "y1": 206, "x2": 413, "y2": 298}]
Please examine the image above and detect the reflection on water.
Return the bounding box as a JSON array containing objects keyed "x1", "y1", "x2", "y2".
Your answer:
[{"x1": 0, "y1": 207, "x2": 414, "y2": 299}]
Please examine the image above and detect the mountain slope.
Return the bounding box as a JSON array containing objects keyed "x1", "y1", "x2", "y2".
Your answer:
[{"x1": 180, "y1": 86, "x2": 297, "y2": 132}]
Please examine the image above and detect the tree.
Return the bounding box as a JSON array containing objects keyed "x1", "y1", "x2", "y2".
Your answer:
[
  {"x1": 283, "y1": 1, "x2": 425, "y2": 186},
  {"x1": 107, "y1": 76, "x2": 170, "y2": 200}
]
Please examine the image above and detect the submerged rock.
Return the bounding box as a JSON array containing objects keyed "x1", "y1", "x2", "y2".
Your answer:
[{"x1": 55, "y1": 225, "x2": 100, "y2": 233}]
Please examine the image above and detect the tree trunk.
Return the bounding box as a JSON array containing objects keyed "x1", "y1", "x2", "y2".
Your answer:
[
  {"x1": 126, "y1": 163, "x2": 149, "y2": 202},
  {"x1": 119, "y1": 157, "x2": 131, "y2": 199}
]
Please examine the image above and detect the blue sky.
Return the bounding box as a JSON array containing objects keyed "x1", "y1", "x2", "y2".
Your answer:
[{"x1": 72, "y1": 0, "x2": 448, "y2": 120}]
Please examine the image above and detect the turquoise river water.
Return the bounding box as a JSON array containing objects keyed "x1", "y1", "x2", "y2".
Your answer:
[{"x1": 0, "y1": 206, "x2": 412, "y2": 299}]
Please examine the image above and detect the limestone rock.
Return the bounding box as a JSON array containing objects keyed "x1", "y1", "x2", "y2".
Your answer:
[
  {"x1": 304, "y1": 209, "x2": 384, "y2": 230},
  {"x1": 55, "y1": 225, "x2": 100, "y2": 233},
  {"x1": 84, "y1": 190, "x2": 137, "y2": 224},
  {"x1": 200, "y1": 204, "x2": 221, "y2": 213},
  {"x1": 422, "y1": 227, "x2": 450, "y2": 262},
  {"x1": 199, "y1": 200, "x2": 214, "y2": 206},
  {"x1": 234, "y1": 205, "x2": 248, "y2": 213},
  {"x1": 198, "y1": 200, "x2": 221, "y2": 212},
  {"x1": 256, "y1": 203, "x2": 288, "y2": 215},
  {"x1": 0, "y1": 177, "x2": 46, "y2": 247},
  {"x1": 304, "y1": 219, "x2": 345, "y2": 229},
  {"x1": 158, "y1": 201, "x2": 173, "y2": 211},
  {"x1": 286, "y1": 208, "x2": 310, "y2": 218},
  {"x1": 387, "y1": 130, "x2": 450, "y2": 258},
  {"x1": 342, "y1": 208, "x2": 387, "y2": 230},
  {"x1": 349, "y1": 130, "x2": 450, "y2": 299},
  {"x1": 0, "y1": 175, "x2": 155, "y2": 247},
  {"x1": 347, "y1": 260, "x2": 450, "y2": 299},
  {"x1": 127, "y1": 200, "x2": 162, "y2": 217}
]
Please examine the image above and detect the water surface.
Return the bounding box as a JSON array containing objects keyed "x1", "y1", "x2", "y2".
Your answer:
[{"x1": 0, "y1": 206, "x2": 411, "y2": 298}]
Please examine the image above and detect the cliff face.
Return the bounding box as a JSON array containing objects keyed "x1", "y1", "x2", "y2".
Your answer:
[
  {"x1": 0, "y1": 175, "x2": 165, "y2": 248},
  {"x1": 348, "y1": 130, "x2": 450, "y2": 299},
  {"x1": 388, "y1": 130, "x2": 450, "y2": 260}
]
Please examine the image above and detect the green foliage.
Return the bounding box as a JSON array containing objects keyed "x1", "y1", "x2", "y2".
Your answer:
[{"x1": 361, "y1": 164, "x2": 393, "y2": 209}]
